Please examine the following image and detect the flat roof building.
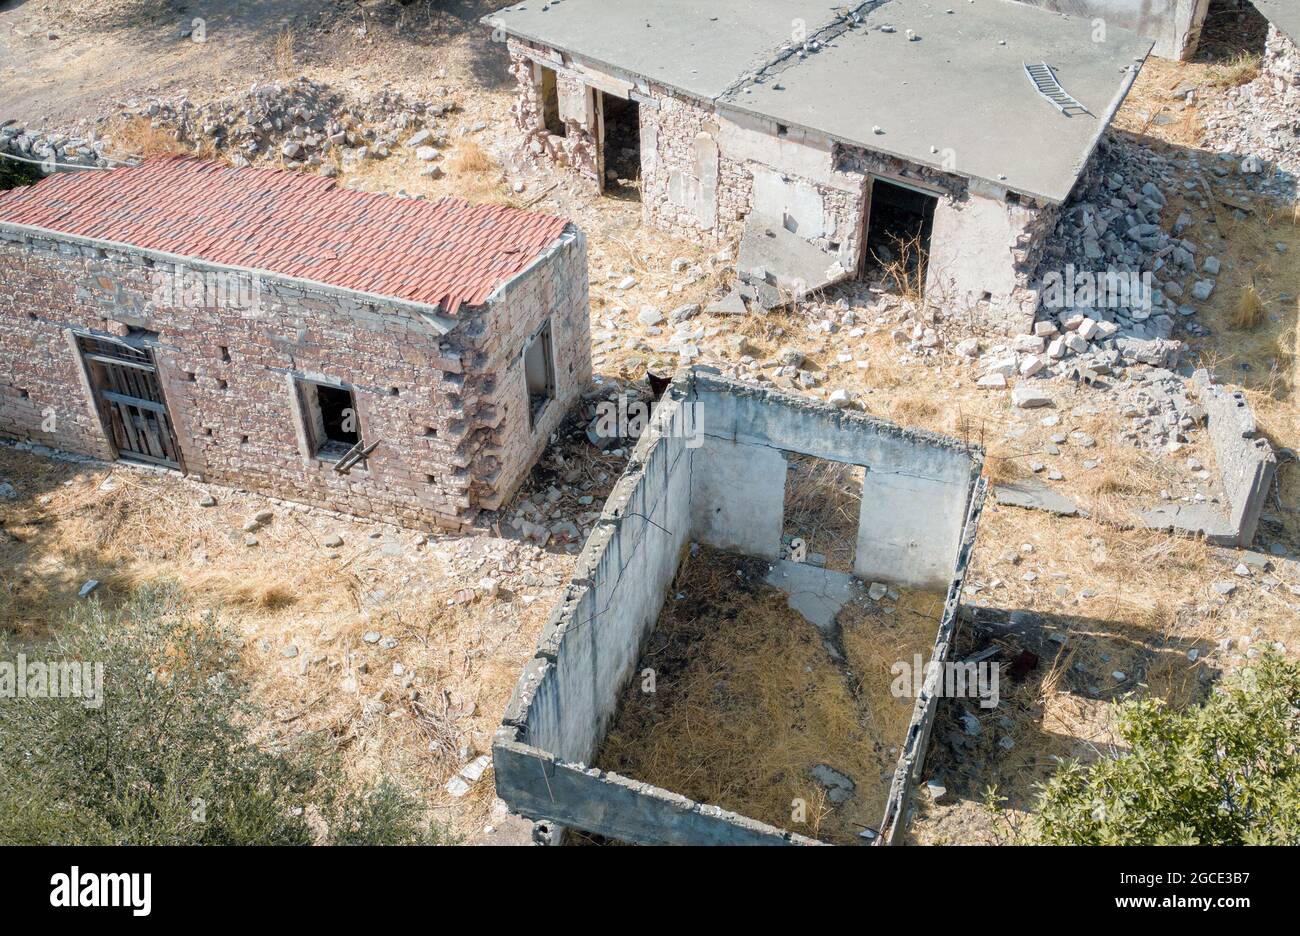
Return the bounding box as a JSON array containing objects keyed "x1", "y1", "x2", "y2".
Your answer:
[{"x1": 488, "y1": 0, "x2": 1152, "y2": 332}]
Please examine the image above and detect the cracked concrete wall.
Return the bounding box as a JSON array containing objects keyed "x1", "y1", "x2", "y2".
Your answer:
[
  {"x1": 690, "y1": 436, "x2": 787, "y2": 559},
  {"x1": 690, "y1": 374, "x2": 984, "y2": 590},
  {"x1": 1013, "y1": 0, "x2": 1211, "y2": 60}
]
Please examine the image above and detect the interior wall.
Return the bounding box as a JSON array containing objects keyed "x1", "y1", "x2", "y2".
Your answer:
[
  {"x1": 690, "y1": 375, "x2": 980, "y2": 591},
  {"x1": 690, "y1": 436, "x2": 787, "y2": 559}
]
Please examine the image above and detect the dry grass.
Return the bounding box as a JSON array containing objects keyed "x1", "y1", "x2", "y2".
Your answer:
[
  {"x1": 273, "y1": 27, "x2": 297, "y2": 81},
  {"x1": 594, "y1": 546, "x2": 944, "y2": 844},
  {"x1": 448, "y1": 139, "x2": 492, "y2": 175},
  {"x1": 1205, "y1": 52, "x2": 1261, "y2": 89},
  {"x1": 0, "y1": 445, "x2": 562, "y2": 838},
  {"x1": 782, "y1": 454, "x2": 864, "y2": 573},
  {"x1": 1232, "y1": 284, "x2": 1267, "y2": 330},
  {"x1": 106, "y1": 116, "x2": 193, "y2": 160}
]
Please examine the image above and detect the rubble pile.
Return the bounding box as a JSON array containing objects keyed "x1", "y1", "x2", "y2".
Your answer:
[
  {"x1": 1200, "y1": 28, "x2": 1300, "y2": 182},
  {"x1": 1, "y1": 79, "x2": 460, "y2": 179}
]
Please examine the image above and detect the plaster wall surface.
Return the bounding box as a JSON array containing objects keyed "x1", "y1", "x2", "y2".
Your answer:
[{"x1": 689, "y1": 435, "x2": 787, "y2": 559}]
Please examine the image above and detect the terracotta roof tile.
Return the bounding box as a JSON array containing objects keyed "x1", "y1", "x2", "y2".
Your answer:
[{"x1": 0, "y1": 157, "x2": 571, "y2": 314}]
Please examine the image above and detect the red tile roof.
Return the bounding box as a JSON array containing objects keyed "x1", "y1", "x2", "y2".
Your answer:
[{"x1": 0, "y1": 157, "x2": 571, "y2": 314}]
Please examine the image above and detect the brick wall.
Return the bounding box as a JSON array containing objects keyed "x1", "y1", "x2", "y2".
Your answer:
[{"x1": 0, "y1": 223, "x2": 590, "y2": 529}]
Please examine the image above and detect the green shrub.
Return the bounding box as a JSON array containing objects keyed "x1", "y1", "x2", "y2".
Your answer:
[
  {"x1": 0, "y1": 584, "x2": 446, "y2": 845},
  {"x1": 0, "y1": 157, "x2": 42, "y2": 191},
  {"x1": 1027, "y1": 653, "x2": 1300, "y2": 845}
]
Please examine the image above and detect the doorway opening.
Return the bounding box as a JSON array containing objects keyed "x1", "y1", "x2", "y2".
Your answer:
[
  {"x1": 862, "y1": 178, "x2": 937, "y2": 299},
  {"x1": 601, "y1": 93, "x2": 641, "y2": 199},
  {"x1": 538, "y1": 65, "x2": 565, "y2": 137}
]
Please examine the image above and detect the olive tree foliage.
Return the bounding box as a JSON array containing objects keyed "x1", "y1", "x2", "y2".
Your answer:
[
  {"x1": 1023, "y1": 653, "x2": 1300, "y2": 845},
  {"x1": 0, "y1": 584, "x2": 445, "y2": 845}
]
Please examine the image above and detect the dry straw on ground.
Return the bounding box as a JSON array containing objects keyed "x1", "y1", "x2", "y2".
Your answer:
[{"x1": 594, "y1": 546, "x2": 944, "y2": 844}]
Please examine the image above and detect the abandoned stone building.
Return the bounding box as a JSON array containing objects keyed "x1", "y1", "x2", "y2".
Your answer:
[
  {"x1": 488, "y1": 0, "x2": 1153, "y2": 333},
  {"x1": 0, "y1": 157, "x2": 591, "y2": 530},
  {"x1": 494, "y1": 369, "x2": 986, "y2": 845}
]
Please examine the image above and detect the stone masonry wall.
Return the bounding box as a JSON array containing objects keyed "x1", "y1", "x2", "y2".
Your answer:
[
  {"x1": 475, "y1": 230, "x2": 592, "y2": 510},
  {"x1": 508, "y1": 43, "x2": 601, "y2": 193},
  {"x1": 0, "y1": 224, "x2": 587, "y2": 530}
]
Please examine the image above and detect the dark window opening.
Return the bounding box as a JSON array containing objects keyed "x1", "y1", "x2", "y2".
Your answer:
[
  {"x1": 523, "y1": 319, "x2": 556, "y2": 430},
  {"x1": 861, "y1": 178, "x2": 938, "y2": 298},
  {"x1": 298, "y1": 380, "x2": 360, "y2": 461},
  {"x1": 539, "y1": 65, "x2": 565, "y2": 137},
  {"x1": 219, "y1": 345, "x2": 230, "y2": 362},
  {"x1": 601, "y1": 93, "x2": 641, "y2": 199}
]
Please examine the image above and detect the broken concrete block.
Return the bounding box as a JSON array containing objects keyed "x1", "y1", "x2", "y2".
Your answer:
[
  {"x1": 993, "y1": 480, "x2": 1079, "y2": 516},
  {"x1": 1011, "y1": 385, "x2": 1052, "y2": 409}
]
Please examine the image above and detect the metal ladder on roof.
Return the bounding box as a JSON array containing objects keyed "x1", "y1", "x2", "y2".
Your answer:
[{"x1": 1024, "y1": 62, "x2": 1091, "y2": 117}]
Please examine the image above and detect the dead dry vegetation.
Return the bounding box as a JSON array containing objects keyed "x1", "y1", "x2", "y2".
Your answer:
[
  {"x1": 0, "y1": 446, "x2": 563, "y2": 840},
  {"x1": 592, "y1": 546, "x2": 943, "y2": 845}
]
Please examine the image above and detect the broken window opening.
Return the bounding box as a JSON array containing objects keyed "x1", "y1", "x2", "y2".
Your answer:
[
  {"x1": 601, "y1": 92, "x2": 641, "y2": 199},
  {"x1": 861, "y1": 178, "x2": 937, "y2": 299},
  {"x1": 539, "y1": 65, "x2": 566, "y2": 138},
  {"x1": 523, "y1": 319, "x2": 557, "y2": 430},
  {"x1": 298, "y1": 379, "x2": 360, "y2": 462},
  {"x1": 782, "y1": 453, "x2": 865, "y2": 574}
]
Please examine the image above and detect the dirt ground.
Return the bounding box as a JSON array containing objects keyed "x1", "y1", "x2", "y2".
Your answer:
[{"x1": 2, "y1": 0, "x2": 1299, "y2": 845}]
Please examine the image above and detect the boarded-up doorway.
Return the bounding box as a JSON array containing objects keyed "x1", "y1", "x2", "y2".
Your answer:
[{"x1": 76, "y1": 334, "x2": 182, "y2": 469}]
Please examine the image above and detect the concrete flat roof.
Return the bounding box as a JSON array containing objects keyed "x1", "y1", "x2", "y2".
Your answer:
[
  {"x1": 1252, "y1": 0, "x2": 1300, "y2": 45},
  {"x1": 731, "y1": 0, "x2": 1153, "y2": 201},
  {"x1": 489, "y1": 0, "x2": 1152, "y2": 202},
  {"x1": 485, "y1": 0, "x2": 837, "y2": 101}
]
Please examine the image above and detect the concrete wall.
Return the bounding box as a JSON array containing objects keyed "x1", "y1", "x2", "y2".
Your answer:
[
  {"x1": 1014, "y1": 0, "x2": 1211, "y2": 60},
  {"x1": 689, "y1": 435, "x2": 787, "y2": 559},
  {"x1": 0, "y1": 222, "x2": 588, "y2": 530},
  {"x1": 690, "y1": 375, "x2": 983, "y2": 590},
  {"x1": 494, "y1": 370, "x2": 986, "y2": 844},
  {"x1": 1195, "y1": 371, "x2": 1278, "y2": 547},
  {"x1": 880, "y1": 476, "x2": 987, "y2": 844}
]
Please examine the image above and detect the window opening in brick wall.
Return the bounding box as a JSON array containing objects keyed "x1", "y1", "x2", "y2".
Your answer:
[
  {"x1": 297, "y1": 379, "x2": 360, "y2": 461},
  {"x1": 539, "y1": 65, "x2": 565, "y2": 137},
  {"x1": 523, "y1": 319, "x2": 556, "y2": 430}
]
